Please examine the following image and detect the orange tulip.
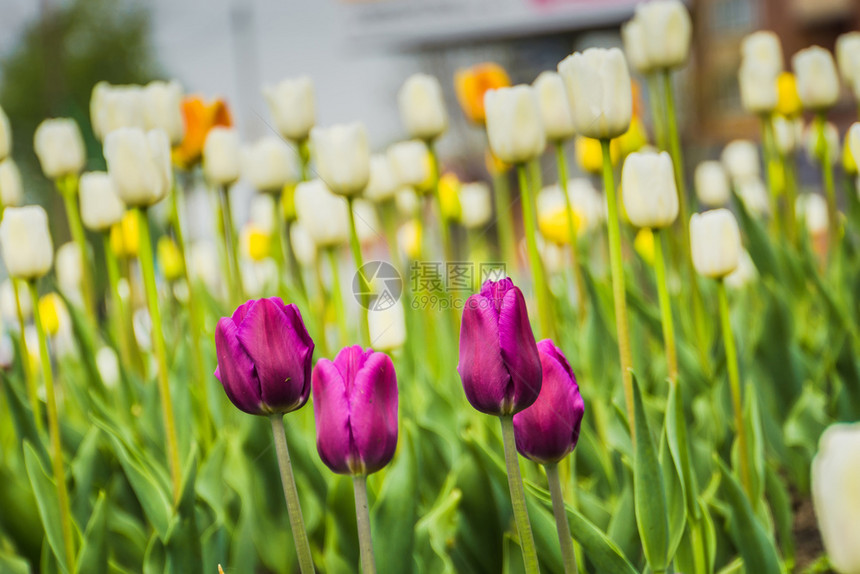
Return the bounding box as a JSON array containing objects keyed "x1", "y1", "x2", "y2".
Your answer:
[
  {"x1": 172, "y1": 96, "x2": 233, "y2": 169},
  {"x1": 454, "y1": 63, "x2": 511, "y2": 125}
]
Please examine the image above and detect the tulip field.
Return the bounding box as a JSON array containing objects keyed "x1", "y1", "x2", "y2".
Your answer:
[{"x1": 2, "y1": 1, "x2": 860, "y2": 573}]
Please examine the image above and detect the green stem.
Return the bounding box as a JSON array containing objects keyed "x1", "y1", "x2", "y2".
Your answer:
[
  {"x1": 313, "y1": 262, "x2": 331, "y2": 358},
  {"x1": 492, "y1": 169, "x2": 517, "y2": 269},
  {"x1": 103, "y1": 234, "x2": 130, "y2": 365},
  {"x1": 716, "y1": 279, "x2": 751, "y2": 499},
  {"x1": 761, "y1": 114, "x2": 782, "y2": 235},
  {"x1": 545, "y1": 462, "x2": 578, "y2": 574},
  {"x1": 170, "y1": 181, "x2": 212, "y2": 449},
  {"x1": 219, "y1": 185, "x2": 244, "y2": 305},
  {"x1": 652, "y1": 229, "x2": 678, "y2": 384},
  {"x1": 647, "y1": 73, "x2": 667, "y2": 151},
  {"x1": 500, "y1": 415, "x2": 540, "y2": 573},
  {"x1": 14, "y1": 279, "x2": 41, "y2": 432},
  {"x1": 516, "y1": 164, "x2": 555, "y2": 340},
  {"x1": 346, "y1": 198, "x2": 370, "y2": 346},
  {"x1": 59, "y1": 178, "x2": 97, "y2": 327},
  {"x1": 428, "y1": 141, "x2": 452, "y2": 262},
  {"x1": 556, "y1": 143, "x2": 587, "y2": 321},
  {"x1": 284, "y1": 218, "x2": 308, "y2": 299},
  {"x1": 270, "y1": 415, "x2": 315, "y2": 573},
  {"x1": 135, "y1": 207, "x2": 182, "y2": 505},
  {"x1": 352, "y1": 475, "x2": 377, "y2": 574},
  {"x1": 28, "y1": 280, "x2": 76, "y2": 570},
  {"x1": 326, "y1": 248, "x2": 349, "y2": 346},
  {"x1": 663, "y1": 68, "x2": 709, "y2": 372},
  {"x1": 783, "y1": 152, "x2": 798, "y2": 246},
  {"x1": 816, "y1": 113, "x2": 839, "y2": 258},
  {"x1": 599, "y1": 139, "x2": 635, "y2": 430},
  {"x1": 298, "y1": 139, "x2": 311, "y2": 182},
  {"x1": 689, "y1": 515, "x2": 709, "y2": 574}
]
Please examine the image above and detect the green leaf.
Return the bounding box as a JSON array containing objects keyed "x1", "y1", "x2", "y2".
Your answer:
[
  {"x1": 372, "y1": 422, "x2": 418, "y2": 574},
  {"x1": 632, "y1": 372, "x2": 670, "y2": 572},
  {"x1": 75, "y1": 491, "x2": 109, "y2": 574},
  {"x1": 0, "y1": 550, "x2": 30, "y2": 574},
  {"x1": 716, "y1": 457, "x2": 784, "y2": 574},
  {"x1": 23, "y1": 442, "x2": 72, "y2": 574}
]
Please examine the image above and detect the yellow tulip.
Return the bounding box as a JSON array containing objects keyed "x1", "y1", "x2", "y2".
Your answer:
[
  {"x1": 538, "y1": 206, "x2": 583, "y2": 244},
  {"x1": 38, "y1": 293, "x2": 64, "y2": 337},
  {"x1": 844, "y1": 133, "x2": 858, "y2": 176},
  {"x1": 438, "y1": 173, "x2": 462, "y2": 221},
  {"x1": 157, "y1": 237, "x2": 185, "y2": 282},
  {"x1": 616, "y1": 116, "x2": 649, "y2": 158},
  {"x1": 634, "y1": 228, "x2": 655, "y2": 266},
  {"x1": 776, "y1": 72, "x2": 802, "y2": 118},
  {"x1": 454, "y1": 63, "x2": 511, "y2": 125},
  {"x1": 415, "y1": 151, "x2": 437, "y2": 195},
  {"x1": 110, "y1": 211, "x2": 139, "y2": 258},
  {"x1": 281, "y1": 182, "x2": 297, "y2": 222},
  {"x1": 243, "y1": 225, "x2": 271, "y2": 262},
  {"x1": 398, "y1": 219, "x2": 422, "y2": 261},
  {"x1": 484, "y1": 150, "x2": 511, "y2": 176},
  {"x1": 576, "y1": 135, "x2": 619, "y2": 175}
]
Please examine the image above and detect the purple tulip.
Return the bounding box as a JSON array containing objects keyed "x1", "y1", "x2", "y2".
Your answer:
[
  {"x1": 513, "y1": 339, "x2": 584, "y2": 464},
  {"x1": 312, "y1": 345, "x2": 399, "y2": 475},
  {"x1": 214, "y1": 297, "x2": 314, "y2": 416},
  {"x1": 457, "y1": 277, "x2": 542, "y2": 416}
]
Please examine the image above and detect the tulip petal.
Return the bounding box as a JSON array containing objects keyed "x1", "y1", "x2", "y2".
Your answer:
[
  {"x1": 498, "y1": 287, "x2": 542, "y2": 413},
  {"x1": 312, "y1": 357, "x2": 355, "y2": 474},
  {"x1": 348, "y1": 351, "x2": 398, "y2": 475},
  {"x1": 513, "y1": 339, "x2": 584, "y2": 464},
  {"x1": 215, "y1": 317, "x2": 263, "y2": 415},
  {"x1": 236, "y1": 298, "x2": 312, "y2": 413},
  {"x1": 457, "y1": 292, "x2": 512, "y2": 415}
]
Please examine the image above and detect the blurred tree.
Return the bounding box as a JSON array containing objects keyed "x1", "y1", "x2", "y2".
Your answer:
[{"x1": 0, "y1": 0, "x2": 161, "y2": 209}]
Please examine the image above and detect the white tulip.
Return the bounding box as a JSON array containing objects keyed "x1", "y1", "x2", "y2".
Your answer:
[
  {"x1": 793, "y1": 46, "x2": 840, "y2": 111},
  {"x1": 796, "y1": 193, "x2": 829, "y2": 235},
  {"x1": 804, "y1": 121, "x2": 840, "y2": 166},
  {"x1": 368, "y1": 298, "x2": 406, "y2": 351},
  {"x1": 143, "y1": 80, "x2": 184, "y2": 145},
  {"x1": 365, "y1": 154, "x2": 400, "y2": 202},
  {"x1": 263, "y1": 77, "x2": 315, "y2": 141},
  {"x1": 188, "y1": 240, "x2": 222, "y2": 295},
  {"x1": 104, "y1": 128, "x2": 172, "y2": 207},
  {"x1": 721, "y1": 139, "x2": 760, "y2": 183},
  {"x1": 55, "y1": 241, "x2": 83, "y2": 302},
  {"x1": 79, "y1": 171, "x2": 126, "y2": 231},
  {"x1": 241, "y1": 136, "x2": 299, "y2": 193},
  {"x1": 741, "y1": 31, "x2": 783, "y2": 76},
  {"x1": 621, "y1": 151, "x2": 678, "y2": 229},
  {"x1": 289, "y1": 221, "x2": 317, "y2": 267},
  {"x1": 558, "y1": 48, "x2": 632, "y2": 140},
  {"x1": 353, "y1": 199, "x2": 381, "y2": 244},
  {"x1": 690, "y1": 209, "x2": 741, "y2": 278},
  {"x1": 635, "y1": 0, "x2": 692, "y2": 70},
  {"x1": 484, "y1": 85, "x2": 546, "y2": 164},
  {"x1": 739, "y1": 61, "x2": 779, "y2": 114},
  {"x1": 398, "y1": 73, "x2": 448, "y2": 141},
  {"x1": 459, "y1": 182, "x2": 493, "y2": 229},
  {"x1": 621, "y1": 17, "x2": 654, "y2": 75},
  {"x1": 396, "y1": 187, "x2": 420, "y2": 216},
  {"x1": 241, "y1": 258, "x2": 278, "y2": 297},
  {"x1": 203, "y1": 127, "x2": 240, "y2": 186},
  {"x1": 695, "y1": 161, "x2": 731, "y2": 207},
  {"x1": 294, "y1": 179, "x2": 349, "y2": 248},
  {"x1": 90, "y1": 82, "x2": 147, "y2": 141},
  {"x1": 772, "y1": 115, "x2": 797, "y2": 155},
  {"x1": 533, "y1": 72, "x2": 576, "y2": 142},
  {"x1": 812, "y1": 423, "x2": 860, "y2": 574},
  {"x1": 96, "y1": 346, "x2": 120, "y2": 389},
  {"x1": 836, "y1": 32, "x2": 860, "y2": 85},
  {"x1": 34, "y1": 118, "x2": 86, "y2": 179},
  {"x1": 0, "y1": 205, "x2": 54, "y2": 279},
  {"x1": 0, "y1": 159, "x2": 23, "y2": 207},
  {"x1": 310, "y1": 122, "x2": 371, "y2": 196},
  {"x1": 725, "y1": 249, "x2": 757, "y2": 289},
  {"x1": 568, "y1": 178, "x2": 605, "y2": 231},
  {"x1": 737, "y1": 177, "x2": 769, "y2": 216},
  {"x1": 0, "y1": 105, "x2": 10, "y2": 161},
  {"x1": 388, "y1": 140, "x2": 430, "y2": 188},
  {"x1": 249, "y1": 193, "x2": 277, "y2": 234},
  {"x1": 538, "y1": 236, "x2": 566, "y2": 274},
  {"x1": 0, "y1": 279, "x2": 31, "y2": 323}
]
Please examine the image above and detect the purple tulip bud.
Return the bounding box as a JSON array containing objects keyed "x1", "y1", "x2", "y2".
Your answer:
[
  {"x1": 312, "y1": 345, "x2": 399, "y2": 475},
  {"x1": 513, "y1": 339, "x2": 584, "y2": 464},
  {"x1": 214, "y1": 297, "x2": 314, "y2": 416},
  {"x1": 457, "y1": 277, "x2": 542, "y2": 416}
]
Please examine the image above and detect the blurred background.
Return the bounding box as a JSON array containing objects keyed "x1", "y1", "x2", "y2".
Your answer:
[{"x1": 1, "y1": 0, "x2": 859, "y2": 241}]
